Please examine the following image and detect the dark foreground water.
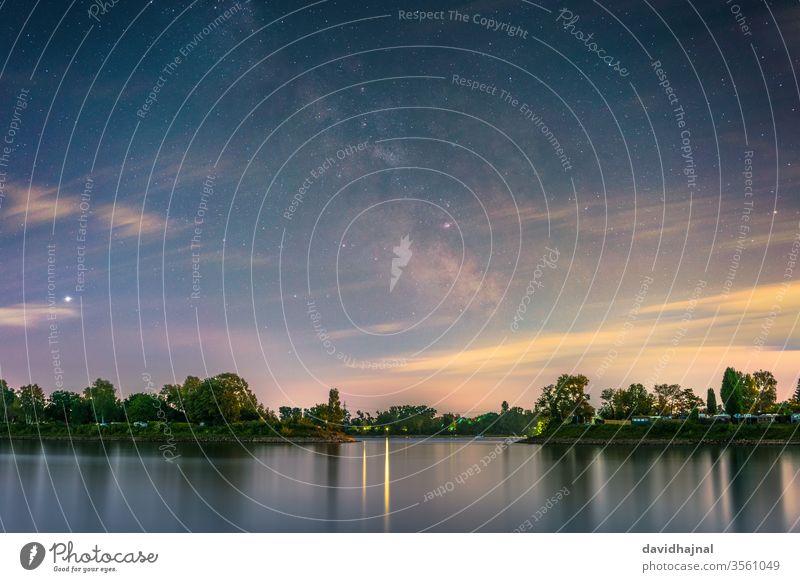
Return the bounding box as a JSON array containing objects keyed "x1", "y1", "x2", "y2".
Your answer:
[{"x1": 1, "y1": 438, "x2": 798, "y2": 532}]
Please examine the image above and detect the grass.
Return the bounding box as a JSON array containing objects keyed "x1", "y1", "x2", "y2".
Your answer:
[
  {"x1": 528, "y1": 420, "x2": 800, "y2": 444},
  {"x1": 0, "y1": 421, "x2": 351, "y2": 442}
]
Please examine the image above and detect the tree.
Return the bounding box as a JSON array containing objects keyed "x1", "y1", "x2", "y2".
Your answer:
[
  {"x1": 752, "y1": 370, "x2": 777, "y2": 413},
  {"x1": 534, "y1": 374, "x2": 594, "y2": 422},
  {"x1": 189, "y1": 376, "x2": 240, "y2": 424},
  {"x1": 326, "y1": 388, "x2": 344, "y2": 427},
  {"x1": 792, "y1": 378, "x2": 800, "y2": 404},
  {"x1": 653, "y1": 384, "x2": 682, "y2": 416},
  {"x1": 18, "y1": 384, "x2": 46, "y2": 424},
  {"x1": 306, "y1": 388, "x2": 346, "y2": 428},
  {"x1": 46, "y1": 390, "x2": 83, "y2": 425},
  {"x1": 599, "y1": 388, "x2": 618, "y2": 419},
  {"x1": 83, "y1": 378, "x2": 121, "y2": 423},
  {"x1": 720, "y1": 367, "x2": 744, "y2": 416},
  {"x1": 0, "y1": 380, "x2": 18, "y2": 422},
  {"x1": 215, "y1": 373, "x2": 262, "y2": 421},
  {"x1": 740, "y1": 373, "x2": 759, "y2": 413},
  {"x1": 123, "y1": 393, "x2": 161, "y2": 423},
  {"x1": 279, "y1": 406, "x2": 302, "y2": 423},
  {"x1": 175, "y1": 372, "x2": 267, "y2": 425},
  {"x1": 675, "y1": 388, "x2": 703, "y2": 417},
  {"x1": 624, "y1": 383, "x2": 654, "y2": 417},
  {"x1": 160, "y1": 383, "x2": 186, "y2": 413},
  {"x1": 706, "y1": 388, "x2": 718, "y2": 414}
]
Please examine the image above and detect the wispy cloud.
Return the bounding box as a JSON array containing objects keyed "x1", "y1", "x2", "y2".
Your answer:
[
  {"x1": 1, "y1": 184, "x2": 74, "y2": 226},
  {"x1": 2, "y1": 182, "x2": 165, "y2": 239},
  {"x1": 0, "y1": 303, "x2": 78, "y2": 328},
  {"x1": 94, "y1": 203, "x2": 164, "y2": 238}
]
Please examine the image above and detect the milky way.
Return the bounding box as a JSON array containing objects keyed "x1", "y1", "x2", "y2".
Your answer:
[{"x1": 1, "y1": 0, "x2": 798, "y2": 414}]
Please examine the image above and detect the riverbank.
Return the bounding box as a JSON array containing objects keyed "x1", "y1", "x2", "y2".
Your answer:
[
  {"x1": 0, "y1": 422, "x2": 354, "y2": 444},
  {"x1": 521, "y1": 421, "x2": 800, "y2": 446},
  {"x1": 522, "y1": 437, "x2": 800, "y2": 446},
  {"x1": 1, "y1": 434, "x2": 355, "y2": 444}
]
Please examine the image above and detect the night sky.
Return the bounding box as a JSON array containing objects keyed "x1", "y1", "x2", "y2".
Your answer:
[{"x1": 1, "y1": 0, "x2": 798, "y2": 414}]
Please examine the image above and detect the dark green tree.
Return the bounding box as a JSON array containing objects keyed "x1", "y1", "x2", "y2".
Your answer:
[
  {"x1": 83, "y1": 378, "x2": 121, "y2": 423},
  {"x1": 160, "y1": 382, "x2": 186, "y2": 413},
  {"x1": 46, "y1": 390, "x2": 82, "y2": 425},
  {"x1": 326, "y1": 388, "x2": 345, "y2": 426},
  {"x1": 720, "y1": 367, "x2": 744, "y2": 416},
  {"x1": 18, "y1": 384, "x2": 46, "y2": 424},
  {"x1": 534, "y1": 374, "x2": 594, "y2": 422},
  {"x1": 123, "y1": 393, "x2": 161, "y2": 423},
  {"x1": 740, "y1": 373, "x2": 759, "y2": 413},
  {"x1": 279, "y1": 406, "x2": 302, "y2": 423},
  {"x1": 191, "y1": 376, "x2": 240, "y2": 424},
  {"x1": 0, "y1": 380, "x2": 18, "y2": 422},
  {"x1": 625, "y1": 383, "x2": 654, "y2": 417},
  {"x1": 706, "y1": 388, "x2": 718, "y2": 414}
]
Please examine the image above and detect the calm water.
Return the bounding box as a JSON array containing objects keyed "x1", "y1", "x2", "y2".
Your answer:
[{"x1": 1, "y1": 438, "x2": 798, "y2": 532}]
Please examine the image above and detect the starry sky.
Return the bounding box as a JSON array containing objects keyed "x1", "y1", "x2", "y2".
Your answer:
[{"x1": 0, "y1": 0, "x2": 798, "y2": 414}]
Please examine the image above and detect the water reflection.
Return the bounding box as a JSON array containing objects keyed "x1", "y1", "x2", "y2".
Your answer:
[
  {"x1": 1, "y1": 439, "x2": 798, "y2": 532},
  {"x1": 383, "y1": 438, "x2": 390, "y2": 531},
  {"x1": 361, "y1": 442, "x2": 367, "y2": 516}
]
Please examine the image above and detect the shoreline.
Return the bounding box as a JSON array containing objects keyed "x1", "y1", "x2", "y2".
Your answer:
[
  {"x1": 0, "y1": 434, "x2": 356, "y2": 444},
  {"x1": 521, "y1": 437, "x2": 800, "y2": 446}
]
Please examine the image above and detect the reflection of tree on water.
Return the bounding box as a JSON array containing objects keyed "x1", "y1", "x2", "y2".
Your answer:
[
  {"x1": 325, "y1": 443, "x2": 340, "y2": 523},
  {"x1": 723, "y1": 447, "x2": 786, "y2": 532}
]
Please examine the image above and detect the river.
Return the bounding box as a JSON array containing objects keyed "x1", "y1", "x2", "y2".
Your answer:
[{"x1": 1, "y1": 438, "x2": 797, "y2": 532}]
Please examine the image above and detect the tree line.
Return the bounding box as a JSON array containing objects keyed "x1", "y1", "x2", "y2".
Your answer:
[
  {"x1": 533, "y1": 368, "x2": 800, "y2": 425},
  {"x1": 1, "y1": 367, "x2": 798, "y2": 436}
]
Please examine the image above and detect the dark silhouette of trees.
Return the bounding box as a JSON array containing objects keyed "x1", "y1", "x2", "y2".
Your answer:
[
  {"x1": 752, "y1": 370, "x2": 777, "y2": 412},
  {"x1": 653, "y1": 384, "x2": 682, "y2": 416},
  {"x1": 46, "y1": 390, "x2": 84, "y2": 425},
  {"x1": 706, "y1": 388, "x2": 718, "y2": 414},
  {"x1": 18, "y1": 384, "x2": 46, "y2": 424},
  {"x1": 83, "y1": 379, "x2": 121, "y2": 424},
  {"x1": 599, "y1": 384, "x2": 654, "y2": 419},
  {"x1": 0, "y1": 380, "x2": 18, "y2": 422},
  {"x1": 535, "y1": 374, "x2": 594, "y2": 422},
  {"x1": 123, "y1": 393, "x2": 161, "y2": 423},
  {"x1": 1, "y1": 367, "x2": 797, "y2": 437},
  {"x1": 720, "y1": 367, "x2": 744, "y2": 416}
]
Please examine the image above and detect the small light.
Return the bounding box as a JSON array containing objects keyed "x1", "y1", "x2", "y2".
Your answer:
[{"x1": 64, "y1": 296, "x2": 73, "y2": 303}]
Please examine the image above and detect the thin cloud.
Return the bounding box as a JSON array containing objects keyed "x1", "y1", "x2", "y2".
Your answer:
[{"x1": 0, "y1": 303, "x2": 78, "y2": 328}]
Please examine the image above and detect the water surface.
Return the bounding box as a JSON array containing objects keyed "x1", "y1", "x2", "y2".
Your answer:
[{"x1": 1, "y1": 438, "x2": 797, "y2": 532}]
